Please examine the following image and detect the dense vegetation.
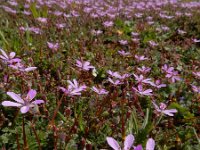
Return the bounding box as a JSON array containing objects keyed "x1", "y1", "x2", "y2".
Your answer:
[{"x1": 0, "y1": 0, "x2": 200, "y2": 149}]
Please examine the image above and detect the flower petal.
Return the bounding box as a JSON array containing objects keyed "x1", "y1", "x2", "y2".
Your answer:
[
  {"x1": 0, "y1": 49, "x2": 8, "y2": 59},
  {"x1": 24, "y1": 67, "x2": 37, "y2": 72},
  {"x1": 20, "y1": 106, "x2": 30, "y2": 114},
  {"x1": 7, "y1": 92, "x2": 24, "y2": 104},
  {"x1": 152, "y1": 101, "x2": 160, "y2": 111},
  {"x1": 163, "y1": 109, "x2": 177, "y2": 116},
  {"x1": 142, "y1": 89, "x2": 152, "y2": 95},
  {"x1": 31, "y1": 100, "x2": 44, "y2": 105},
  {"x1": 2, "y1": 101, "x2": 22, "y2": 107},
  {"x1": 27, "y1": 89, "x2": 37, "y2": 100},
  {"x1": 134, "y1": 145, "x2": 143, "y2": 150},
  {"x1": 73, "y1": 79, "x2": 78, "y2": 88},
  {"x1": 9, "y1": 52, "x2": 16, "y2": 59},
  {"x1": 106, "y1": 137, "x2": 121, "y2": 150},
  {"x1": 124, "y1": 134, "x2": 134, "y2": 150},
  {"x1": 146, "y1": 138, "x2": 155, "y2": 150}
]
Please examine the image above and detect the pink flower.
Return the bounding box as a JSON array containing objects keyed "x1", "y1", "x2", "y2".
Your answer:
[
  {"x1": 193, "y1": 71, "x2": 200, "y2": 78},
  {"x1": 2, "y1": 6, "x2": 17, "y2": 14},
  {"x1": 193, "y1": 39, "x2": 200, "y2": 43},
  {"x1": 59, "y1": 79, "x2": 87, "y2": 96},
  {"x1": 91, "y1": 86, "x2": 109, "y2": 95},
  {"x1": 152, "y1": 101, "x2": 177, "y2": 116},
  {"x1": 67, "y1": 79, "x2": 87, "y2": 91},
  {"x1": 108, "y1": 78, "x2": 123, "y2": 86},
  {"x1": 178, "y1": 29, "x2": 186, "y2": 35},
  {"x1": 22, "y1": 10, "x2": 31, "y2": 15},
  {"x1": 148, "y1": 40, "x2": 158, "y2": 47},
  {"x1": 9, "y1": 62, "x2": 37, "y2": 72},
  {"x1": 0, "y1": 49, "x2": 21, "y2": 64},
  {"x1": 103, "y1": 21, "x2": 114, "y2": 27},
  {"x1": 132, "y1": 85, "x2": 153, "y2": 96},
  {"x1": 165, "y1": 71, "x2": 181, "y2": 83},
  {"x1": 53, "y1": 11, "x2": 63, "y2": 16},
  {"x1": 47, "y1": 42, "x2": 59, "y2": 52},
  {"x1": 118, "y1": 50, "x2": 131, "y2": 56},
  {"x1": 131, "y1": 32, "x2": 139, "y2": 37},
  {"x1": 8, "y1": 1, "x2": 18, "y2": 6},
  {"x1": 161, "y1": 64, "x2": 174, "y2": 73},
  {"x1": 119, "y1": 40, "x2": 128, "y2": 45},
  {"x1": 36, "y1": 17, "x2": 47, "y2": 23},
  {"x1": 133, "y1": 74, "x2": 153, "y2": 85},
  {"x1": 91, "y1": 29, "x2": 102, "y2": 36},
  {"x1": 162, "y1": 65, "x2": 181, "y2": 83},
  {"x1": 191, "y1": 85, "x2": 200, "y2": 94},
  {"x1": 107, "y1": 70, "x2": 121, "y2": 78},
  {"x1": 135, "y1": 55, "x2": 148, "y2": 61},
  {"x1": 20, "y1": 26, "x2": 42, "y2": 34},
  {"x1": 56, "y1": 23, "x2": 66, "y2": 29},
  {"x1": 2, "y1": 89, "x2": 44, "y2": 114},
  {"x1": 137, "y1": 66, "x2": 151, "y2": 74},
  {"x1": 107, "y1": 70, "x2": 130, "y2": 80},
  {"x1": 0, "y1": 49, "x2": 36, "y2": 72},
  {"x1": 150, "y1": 80, "x2": 166, "y2": 89},
  {"x1": 106, "y1": 134, "x2": 134, "y2": 150},
  {"x1": 75, "y1": 59, "x2": 95, "y2": 71}
]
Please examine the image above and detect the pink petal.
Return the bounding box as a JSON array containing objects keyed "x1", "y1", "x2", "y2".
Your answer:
[
  {"x1": 47, "y1": 42, "x2": 53, "y2": 48},
  {"x1": 163, "y1": 109, "x2": 177, "y2": 116},
  {"x1": 73, "y1": 79, "x2": 78, "y2": 88},
  {"x1": 138, "y1": 85, "x2": 143, "y2": 92},
  {"x1": 84, "y1": 61, "x2": 90, "y2": 67},
  {"x1": 146, "y1": 138, "x2": 155, "y2": 150},
  {"x1": 76, "y1": 60, "x2": 82, "y2": 67},
  {"x1": 152, "y1": 101, "x2": 160, "y2": 111},
  {"x1": 135, "y1": 145, "x2": 143, "y2": 150},
  {"x1": 132, "y1": 87, "x2": 138, "y2": 92},
  {"x1": 106, "y1": 137, "x2": 121, "y2": 150},
  {"x1": 91, "y1": 86, "x2": 99, "y2": 93},
  {"x1": 2, "y1": 101, "x2": 22, "y2": 107},
  {"x1": 67, "y1": 80, "x2": 73, "y2": 87},
  {"x1": 24, "y1": 67, "x2": 37, "y2": 72},
  {"x1": 9, "y1": 52, "x2": 16, "y2": 59},
  {"x1": 27, "y1": 89, "x2": 36, "y2": 100},
  {"x1": 0, "y1": 49, "x2": 8, "y2": 59},
  {"x1": 7, "y1": 92, "x2": 24, "y2": 104},
  {"x1": 108, "y1": 78, "x2": 114, "y2": 84},
  {"x1": 133, "y1": 74, "x2": 138, "y2": 80},
  {"x1": 69, "y1": 88, "x2": 83, "y2": 96},
  {"x1": 8, "y1": 58, "x2": 21, "y2": 63},
  {"x1": 0, "y1": 55, "x2": 7, "y2": 60},
  {"x1": 124, "y1": 134, "x2": 134, "y2": 150},
  {"x1": 31, "y1": 100, "x2": 44, "y2": 105},
  {"x1": 143, "y1": 89, "x2": 152, "y2": 95},
  {"x1": 20, "y1": 106, "x2": 30, "y2": 114},
  {"x1": 58, "y1": 87, "x2": 68, "y2": 93}
]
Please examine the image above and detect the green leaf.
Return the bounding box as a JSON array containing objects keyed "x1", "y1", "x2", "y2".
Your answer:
[
  {"x1": 142, "y1": 108, "x2": 149, "y2": 129},
  {"x1": 127, "y1": 109, "x2": 138, "y2": 134},
  {"x1": 30, "y1": 2, "x2": 39, "y2": 18},
  {"x1": 169, "y1": 102, "x2": 194, "y2": 119}
]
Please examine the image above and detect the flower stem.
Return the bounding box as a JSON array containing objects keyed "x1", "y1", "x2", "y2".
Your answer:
[
  {"x1": 16, "y1": 132, "x2": 20, "y2": 150},
  {"x1": 22, "y1": 116, "x2": 29, "y2": 150},
  {"x1": 155, "y1": 114, "x2": 163, "y2": 126},
  {"x1": 49, "y1": 94, "x2": 65, "y2": 127},
  {"x1": 31, "y1": 123, "x2": 42, "y2": 150}
]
